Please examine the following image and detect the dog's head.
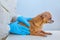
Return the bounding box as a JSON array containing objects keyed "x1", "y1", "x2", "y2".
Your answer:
[
  {"x1": 40, "y1": 12, "x2": 54, "y2": 24},
  {"x1": 31, "y1": 12, "x2": 54, "y2": 27}
]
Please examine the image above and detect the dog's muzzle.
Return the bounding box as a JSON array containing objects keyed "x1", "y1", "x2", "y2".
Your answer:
[{"x1": 48, "y1": 20, "x2": 54, "y2": 23}]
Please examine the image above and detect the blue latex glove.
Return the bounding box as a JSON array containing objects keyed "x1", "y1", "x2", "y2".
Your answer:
[{"x1": 9, "y1": 16, "x2": 32, "y2": 35}]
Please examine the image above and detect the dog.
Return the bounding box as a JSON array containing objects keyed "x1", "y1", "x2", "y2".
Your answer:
[{"x1": 19, "y1": 11, "x2": 54, "y2": 37}]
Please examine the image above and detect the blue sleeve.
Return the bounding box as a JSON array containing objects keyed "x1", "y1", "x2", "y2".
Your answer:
[{"x1": 17, "y1": 16, "x2": 30, "y2": 27}]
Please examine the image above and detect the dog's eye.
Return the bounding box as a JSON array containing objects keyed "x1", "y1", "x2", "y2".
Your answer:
[{"x1": 49, "y1": 18, "x2": 51, "y2": 20}]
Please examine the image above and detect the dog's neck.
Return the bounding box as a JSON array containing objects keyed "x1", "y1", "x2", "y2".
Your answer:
[{"x1": 29, "y1": 16, "x2": 44, "y2": 29}]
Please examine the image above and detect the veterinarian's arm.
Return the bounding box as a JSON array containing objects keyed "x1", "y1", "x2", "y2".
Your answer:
[{"x1": 17, "y1": 16, "x2": 32, "y2": 27}]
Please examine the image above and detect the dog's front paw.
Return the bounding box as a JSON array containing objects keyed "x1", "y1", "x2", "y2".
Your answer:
[
  {"x1": 39, "y1": 33, "x2": 47, "y2": 37},
  {"x1": 47, "y1": 33, "x2": 52, "y2": 35},
  {"x1": 45, "y1": 32, "x2": 52, "y2": 35}
]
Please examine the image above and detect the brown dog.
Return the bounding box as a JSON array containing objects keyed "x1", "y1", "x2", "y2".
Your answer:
[
  {"x1": 19, "y1": 11, "x2": 54, "y2": 37},
  {"x1": 11, "y1": 11, "x2": 54, "y2": 37},
  {"x1": 29, "y1": 12, "x2": 54, "y2": 37}
]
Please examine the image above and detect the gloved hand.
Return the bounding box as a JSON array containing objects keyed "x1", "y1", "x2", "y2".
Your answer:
[{"x1": 9, "y1": 16, "x2": 32, "y2": 35}]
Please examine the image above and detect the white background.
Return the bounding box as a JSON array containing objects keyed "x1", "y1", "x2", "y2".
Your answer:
[{"x1": 16, "y1": 0, "x2": 60, "y2": 30}]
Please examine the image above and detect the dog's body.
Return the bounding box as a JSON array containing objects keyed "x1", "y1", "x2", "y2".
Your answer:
[{"x1": 20, "y1": 12, "x2": 54, "y2": 37}]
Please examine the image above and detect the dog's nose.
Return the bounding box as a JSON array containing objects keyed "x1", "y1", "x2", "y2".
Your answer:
[
  {"x1": 48, "y1": 20, "x2": 54, "y2": 24},
  {"x1": 49, "y1": 20, "x2": 54, "y2": 23},
  {"x1": 52, "y1": 20, "x2": 54, "y2": 23}
]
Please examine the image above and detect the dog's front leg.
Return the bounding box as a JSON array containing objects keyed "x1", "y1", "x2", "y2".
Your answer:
[
  {"x1": 41, "y1": 31, "x2": 52, "y2": 35},
  {"x1": 34, "y1": 32, "x2": 47, "y2": 37},
  {"x1": 31, "y1": 30, "x2": 47, "y2": 37}
]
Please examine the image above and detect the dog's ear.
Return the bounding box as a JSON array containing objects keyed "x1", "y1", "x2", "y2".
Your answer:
[
  {"x1": 40, "y1": 14, "x2": 47, "y2": 19},
  {"x1": 40, "y1": 11, "x2": 51, "y2": 18}
]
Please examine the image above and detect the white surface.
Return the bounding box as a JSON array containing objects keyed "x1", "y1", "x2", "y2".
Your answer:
[{"x1": 6, "y1": 31, "x2": 60, "y2": 40}]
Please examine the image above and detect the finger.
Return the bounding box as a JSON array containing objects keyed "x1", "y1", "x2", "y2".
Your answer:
[
  {"x1": 17, "y1": 24, "x2": 30, "y2": 34},
  {"x1": 18, "y1": 29, "x2": 30, "y2": 35},
  {"x1": 18, "y1": 24, "x2": 30, "y2": 31},
  {"x1": 17, "y1": 31, "x2": 30, "y2": 35}
]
